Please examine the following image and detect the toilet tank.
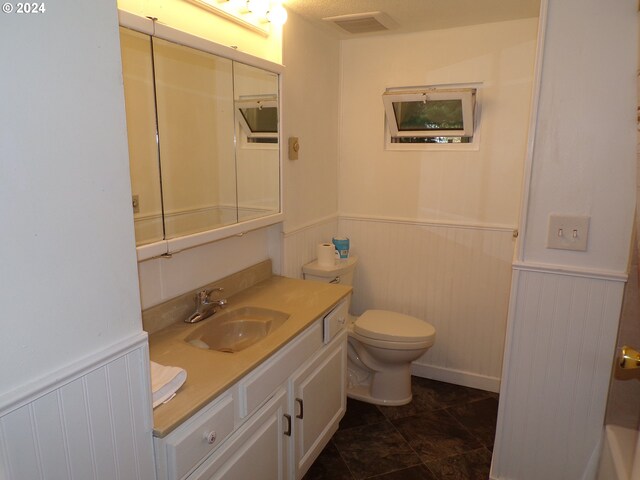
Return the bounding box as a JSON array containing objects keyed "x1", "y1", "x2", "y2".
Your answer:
[{"x1": 302, "y1": 256, "x2": 357, "y2": 286}]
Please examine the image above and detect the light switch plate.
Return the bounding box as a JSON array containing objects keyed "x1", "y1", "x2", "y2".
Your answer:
[{"x1": 546, "y1": 214, "x2": 590, "y2": 251}]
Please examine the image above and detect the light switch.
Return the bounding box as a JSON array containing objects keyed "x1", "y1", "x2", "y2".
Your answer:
[{"x1": 546, "y1": 214, "x2": 590, "y2": 251}]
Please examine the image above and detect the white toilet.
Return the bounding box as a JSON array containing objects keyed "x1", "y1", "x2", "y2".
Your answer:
[{"x1": 302, "y1": 256, "x2": 436, "y2": 406}]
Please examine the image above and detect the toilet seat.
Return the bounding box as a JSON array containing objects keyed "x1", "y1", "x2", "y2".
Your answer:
[{"x1": 354, "y1": 310, "x2": 435, "y2": 346}]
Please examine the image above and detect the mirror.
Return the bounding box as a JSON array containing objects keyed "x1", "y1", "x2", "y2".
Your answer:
[
  {"x1": 233, "y1": 63, "x2": 280, "y2": 223},
  {"x1": 120, "y1": 28, "x2": 164, "y2": 246},
  {"x1": 119, "y1": 27, "x2": 281, "y2": 250},
  {"x1": 153, "y1": 37, "x2": 237, "y2": 239}
]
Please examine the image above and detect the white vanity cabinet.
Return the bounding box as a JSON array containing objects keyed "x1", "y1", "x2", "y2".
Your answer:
[
  {"x1": 153, "y1": 298, "x2": 349, "y2": 480},
  {"x1": 290, "y1": 328, "x2": 347, "y2": 478},
  {"x1": 188, "y1": 388, "x2": 289, "y2": 480}
]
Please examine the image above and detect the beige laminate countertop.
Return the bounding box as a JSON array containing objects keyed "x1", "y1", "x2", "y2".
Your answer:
[{"x1": 149, "y1": 275, "x2": 352, "y2": 438}]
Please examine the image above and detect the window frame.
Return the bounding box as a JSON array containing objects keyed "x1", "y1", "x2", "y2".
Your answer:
[
  {"x1": 382, "y1": 87, "x2": 476, "y2": 138},
  {"x1": 235, "y1": 96, "x2": 279, "y2": 141},
  {"x1": 382, "y1": 84, "x2": 482, "y2": 151}
]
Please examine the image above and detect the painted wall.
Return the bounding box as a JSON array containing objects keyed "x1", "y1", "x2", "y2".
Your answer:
[
  {"x1": 281, "y1": 11, "x2": 341, "y2": 278},
  {"x1": 282, "y1": 11, "x2": 341, "y2": 233},
  {"x1": 0, "y1": 0, "x2": 143, "y2": 399},
  {"x1": 0, "y1": 1, "x2": 155, "y2": 477},
  {"x1": 339, "y1": 18, "x2": 538, "y2": 227},
  {"x1": 337, "y1": 19, "x2": 538, "y2": 390},
  {"x1": 118, "y1": 0, "x2": 282, "y2": 64},
  {"x1": 520, "y1": 3, "x2": 636, "y2": 273},
  {"x1": 138, "y1": 224, "x2": 280, "y2": 309},
  {"x1": 492, "y1": 1, "x2": 638, "y2": 478}
]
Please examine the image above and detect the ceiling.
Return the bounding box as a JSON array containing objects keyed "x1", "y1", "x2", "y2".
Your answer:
[{"x1": 282, "y1": 0, "x2": 541, "y2": 37}]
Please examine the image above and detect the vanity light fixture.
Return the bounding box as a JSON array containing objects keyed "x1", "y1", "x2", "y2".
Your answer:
[
  {"x1": 187, "y1": 0, "x2": 287, "y2": 36},
  {"x1": 267, "y1": 3, "x2": 288, "y2": 26}
]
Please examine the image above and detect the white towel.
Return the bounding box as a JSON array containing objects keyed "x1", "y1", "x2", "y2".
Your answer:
[{"x1": 150, "y1": 361, "x2": 187, "y2": 408}]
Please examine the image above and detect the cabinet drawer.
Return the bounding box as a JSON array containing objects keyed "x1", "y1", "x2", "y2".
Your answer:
[
  {"x1": 165, "y1": 394, "x2": 235, "y2": 479},
  {"x1": 239, "y1": 320, "x2": 322, "y2": 418},
  {"x1": 187, "y1": 389, "x2": 288, "y2": 480}
]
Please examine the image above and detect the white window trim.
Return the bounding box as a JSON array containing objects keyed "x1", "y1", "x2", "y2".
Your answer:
[
  {"x1": 237, "y1": 132, "x2": 279, "y2": 150},
  {"x1": 383, "y1": 83, "x2": 483, "y2": 152},
  {"x1": 236, "y1": 96, "x2": 278, "y2": 140}
]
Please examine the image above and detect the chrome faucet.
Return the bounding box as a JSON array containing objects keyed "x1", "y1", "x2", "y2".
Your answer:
[{"x1": 185, "y1": 287, "x2": 227, "y2": 323}]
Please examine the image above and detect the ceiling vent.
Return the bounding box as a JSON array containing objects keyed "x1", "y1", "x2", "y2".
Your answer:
[{"x1": 323, "y1": 11, "x2": 397, "y2": 34}]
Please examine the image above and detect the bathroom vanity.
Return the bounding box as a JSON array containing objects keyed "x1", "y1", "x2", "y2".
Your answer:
[{"x1": 146, "y1": 262, "x2": 351, "y2": 480}]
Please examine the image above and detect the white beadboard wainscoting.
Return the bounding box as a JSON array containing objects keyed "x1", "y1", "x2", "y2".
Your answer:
[
  {"x1": 282, "y1": 214, "x2": 516, "y2": 392},
  {"x1": 339, "y1": 216, "x2": 516, "y2": 392},
  {"x1": 0, "y1": 334, "x2": 155, "y2": 480},
  {"x1": 491, "y1": 266, "x2": 625, "y2": 480},
  {"x1": 282, "y1": 215, "x2": 340, "y2": 279}
]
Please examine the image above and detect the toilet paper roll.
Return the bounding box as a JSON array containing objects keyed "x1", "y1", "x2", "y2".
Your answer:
[{"x1": 317, "y1": 243, "x2": 336, "y2": 267}]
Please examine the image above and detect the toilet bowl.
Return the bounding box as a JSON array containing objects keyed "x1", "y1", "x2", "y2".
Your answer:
[{"x1": 302, "y1": 256, "x2": 436, "y2": 406}]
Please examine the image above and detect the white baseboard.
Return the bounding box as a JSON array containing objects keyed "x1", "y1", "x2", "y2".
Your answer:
[{"x1": 411, "y1": 362, "x2": 501, "y2": 393}]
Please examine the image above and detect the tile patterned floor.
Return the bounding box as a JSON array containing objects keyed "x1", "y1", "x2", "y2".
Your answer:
[{"x1": 303, "y1": 377, "x2": 499, "y2": 480}]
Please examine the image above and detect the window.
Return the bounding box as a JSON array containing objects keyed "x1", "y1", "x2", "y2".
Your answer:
[
  {"x1": 382, "y1": 86, "x2": 478, "y2": 148},
  {"x1": 236, "y1": 95, "x2": 278, "y2": 144}
]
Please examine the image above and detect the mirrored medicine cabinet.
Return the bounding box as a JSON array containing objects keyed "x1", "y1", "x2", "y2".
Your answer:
[{"x1": 119, "y1": 13, "x2": 282, "y2": 261}]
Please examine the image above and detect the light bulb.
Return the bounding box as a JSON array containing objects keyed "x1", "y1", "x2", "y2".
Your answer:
[{"x1": 267, "y1": 4, "x2": 287, "y2": 25}]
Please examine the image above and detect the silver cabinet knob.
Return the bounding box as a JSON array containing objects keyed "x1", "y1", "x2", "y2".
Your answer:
[{"x1": 205, "y1": 431, "x2": 217, "y2": 444}]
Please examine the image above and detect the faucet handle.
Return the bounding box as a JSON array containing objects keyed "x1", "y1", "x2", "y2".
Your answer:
[
  {"x1": 207, "y1": 287, "x2": 227, "y2": 309},
  {"x1": 197, "y1": 287, "x2": 225, "y2": 305},
  {"x1": 205, "y1": 287, "x2": 224, "y2": 300},
  {"x1": 216, "y1": 298, "x2": 228, "y2": 308},
  {"x1": 195, "y1": 289, "x2": 209, "y2": 304}
]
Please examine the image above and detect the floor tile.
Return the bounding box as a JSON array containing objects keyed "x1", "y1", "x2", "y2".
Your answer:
[
  {"x1": 306, "y1": 379, "x2": 499, "y2": 480},
  {"x1": 367, "y1": 464, "x2": 438, "y2": 480},
  {"x1": 302, "y1": 441, "x2": 353, "y2": 480},
  {"x1": 376, "y1": 379, "x2": 443, "y2": 421},
  {"x1": 425, "y1": 447, "x2": 493, "y2": 480},
  {"x1": 392, "y1": 408, "x2": 482, "y2": 463},
  {"x1": 332, "y1": 420, "x2": 421, "y2": 480},
  {"x1": 423, "y1": 378, "x2": 494, "y2": 408},
  {"x1": 446, "y1": 397, "x2": 499, "y2": 450},
  {"x1": 340, "y1": 397, "x2": 387, "y2": 430},
  {"x1": 377, "y1": 377, "x2": 493, "y2": 421}
]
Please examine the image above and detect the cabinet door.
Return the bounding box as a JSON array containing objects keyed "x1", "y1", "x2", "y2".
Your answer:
[
  {"x1": 189, "y1": 388, "x2": 289, "y2": 480},
  {"x1": 291, "y1": 330, "x2": 347, "y2": 479}
]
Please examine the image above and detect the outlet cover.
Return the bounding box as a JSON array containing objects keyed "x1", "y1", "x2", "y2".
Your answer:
[{"x1": 546, "y1": 214, "x2": 590, "y2": 251}]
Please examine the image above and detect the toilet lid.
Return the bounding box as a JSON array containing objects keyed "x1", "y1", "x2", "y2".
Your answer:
[{"x1": 354, "y1": 310, "x2": 435, "y2": 343}]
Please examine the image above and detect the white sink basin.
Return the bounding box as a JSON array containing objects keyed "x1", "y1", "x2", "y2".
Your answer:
[{"x1": 185, "y1": 307, "x2": 290, "y2": 353}]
